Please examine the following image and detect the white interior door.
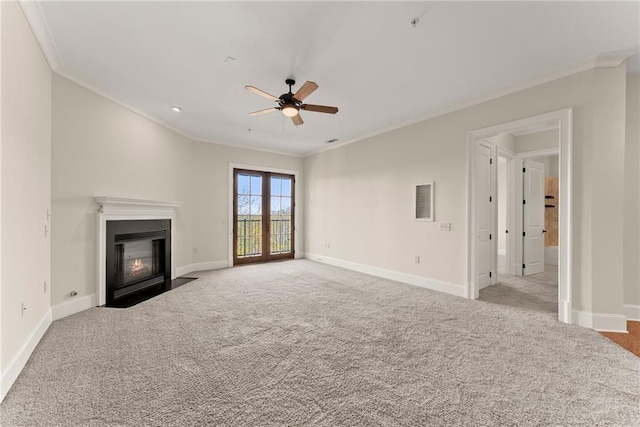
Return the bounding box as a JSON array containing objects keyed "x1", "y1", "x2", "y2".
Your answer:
[
  {"x1": 523, "y1": 159, "x2": 545, "y2": 275},
  {"x1": 476, "y1": 142, "x2": 493, "y2": 288}
]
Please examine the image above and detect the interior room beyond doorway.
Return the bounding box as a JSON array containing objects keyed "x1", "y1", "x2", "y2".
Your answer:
[{"x1": 480, "y1": 126, "x2": 561, "y2": 316}]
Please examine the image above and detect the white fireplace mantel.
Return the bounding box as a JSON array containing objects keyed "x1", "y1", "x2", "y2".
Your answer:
[{"x1": 95, "y1": 197, "x2": 183, "y2": 306}]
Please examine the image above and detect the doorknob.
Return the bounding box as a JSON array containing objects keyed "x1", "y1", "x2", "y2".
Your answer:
[{"x1": 542, "y1": 229, "x2": 547, "y2": 234}]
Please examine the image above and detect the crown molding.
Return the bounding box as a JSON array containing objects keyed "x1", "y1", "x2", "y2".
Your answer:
[
  {"x1": 305, "y1": 52, "x2": 636, "y2": 157},
  {"x1": 18, "y1": 0, "x2": 63, "y2": 71},
  {"x1": 16, "y1": 1, "x2": 636, "y2": 159},
  {"x1": 191, "y1": 136, "x2": 305, "y2": 158},
  {"x1": 593, "y1": 50, "x2": 636, "y2": 69},
  {"x1": 54, "y1": 70, "x2": 200, "y2": 142},
  {"x1": 55, "y1": 71, "x2": 304, "y2": 158}
]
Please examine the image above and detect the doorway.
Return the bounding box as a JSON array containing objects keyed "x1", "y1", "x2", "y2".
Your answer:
[
  {"x1": 467, "y1": 108, "x2": 572, "y2": 324},
  {"x1": 233, "y1": 169, "x2": 295, "y2": 265}
]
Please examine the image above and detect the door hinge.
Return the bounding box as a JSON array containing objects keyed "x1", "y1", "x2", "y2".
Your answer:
[
  {"x1": 489, "y1": 272, "x2": 492, "y2": 278},
  {"x1": 489, "y1": 196, "x2": 492, "y2": 202},
  {"x1": 490, "y1": 158, "x2": 493, "y2": 165},
  {"x1": 523, "y1": 199, "x2": 526, "y2": 205},
  {"x1": 505, "y1": 230, "x2": 509, "y2": 234},
  {"x1": 522, "y1": 263, "x2": 526, "y2": 269},
  {"x1": 523, "y1": 167, "x2": 526, "y2": 173},
  {"x1": 489, "y1": 234, "x2": 492, "y2": 240},
  {"x1": 523, "y1": 232, "x2": 526, "y2": 237}
]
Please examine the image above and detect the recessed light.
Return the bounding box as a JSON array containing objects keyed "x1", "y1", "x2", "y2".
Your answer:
[{"x1": 171, "y1": 106, "x2": 182, "y2": 113}]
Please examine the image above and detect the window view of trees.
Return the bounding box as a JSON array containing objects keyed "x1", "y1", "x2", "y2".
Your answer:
[
  {"x1": 269, "y1": 176, "x2": 292, "y2": 255},
  {"x1": 236, "y1": 173, "x2": 292, "y2": 258}
]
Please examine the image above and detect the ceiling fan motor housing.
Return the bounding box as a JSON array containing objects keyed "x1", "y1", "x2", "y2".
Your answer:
[{"x1": 280, "y1": 80, "x2": 301, "y2": 116}]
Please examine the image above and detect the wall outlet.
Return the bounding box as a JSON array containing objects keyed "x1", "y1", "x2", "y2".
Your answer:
[
  {"x1": 440, "y1": 222, "x2": 452, "y2": 231},
  {"x1": 415, "y1": 255, "x2": 420, "y2": 264}
]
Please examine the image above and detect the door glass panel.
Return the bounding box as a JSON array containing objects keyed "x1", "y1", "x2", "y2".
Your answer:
[
  {"x1": 270, "y1": 176, "x2": 293, "y2": 255},
  {"x1": 237, "y1": 173, "x2": 263, "y2": 259},
  {"x1": 281, "y1": 179, "x2": 291, "y2": 197},
  {"x1": 271, "y1": 177, "x2": 281, "y2": 196}
]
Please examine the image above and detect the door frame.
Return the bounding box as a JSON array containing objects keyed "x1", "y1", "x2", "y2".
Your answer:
[
  {"x1": 496, "y1": 148, "x2": 517, "y2": 277},
  {"x1": 228, "y1": 163, "x2": 301, "y2": 267},
  {"x1": 466, "y1": 108, "x2": 572, "y2": 324}
]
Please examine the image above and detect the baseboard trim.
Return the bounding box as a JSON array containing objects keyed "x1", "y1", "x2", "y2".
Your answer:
[
  {"x1": 1, "y1": 309, "x2": 52, "y2": 402},
  {"x1": 572, "y1": 309, "x2": 628, "y2": 333},
  {"x1": 52, "y1": 294, "x2": 97, "y2": 321},
  {"x1": 623, "y1": 304, "x2": 640, "y2": 321},
  {"x1": 306, "y1": 253, "x2": 466, "y2": 298},
  {"x1": 176, "y1": 260, "x2": 228, "y2": 277}
]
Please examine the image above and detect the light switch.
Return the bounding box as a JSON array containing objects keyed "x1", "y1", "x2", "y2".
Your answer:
[{"x1": 440, "y1": 222, "x2": 452, "y2": 231}]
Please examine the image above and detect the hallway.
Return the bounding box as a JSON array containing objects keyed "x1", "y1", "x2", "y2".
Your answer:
[{"x1": 479, "y1": 265, "x2": 558, "y2": 315}]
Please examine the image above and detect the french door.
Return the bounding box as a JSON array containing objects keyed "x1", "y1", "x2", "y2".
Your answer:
[{"x1": 233, "y1": 169, "x2": 295, "y2": 265}]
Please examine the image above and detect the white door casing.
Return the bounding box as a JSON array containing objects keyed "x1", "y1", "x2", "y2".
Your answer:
[
  {"x1": 475, "y1": 142, "x2": 493, "y2": 289},
  {"x1": 466, "y1": 107, "x2": 572, "y2": 325},
  {"x1": 523, "y1": 159, "x2": 545, "y2": 275}
]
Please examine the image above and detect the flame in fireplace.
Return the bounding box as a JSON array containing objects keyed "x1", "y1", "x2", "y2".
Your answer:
[{"x1": 129, "y1": 258, "x2": 148, "y2": 277}]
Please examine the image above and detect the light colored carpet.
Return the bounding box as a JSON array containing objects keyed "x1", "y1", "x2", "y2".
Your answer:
[
  {"x1": 1, "y1": 260, "x2": 638, "y2": 426},
  {"x1": 480, "y1": 265, "x2": 559, "y2": 315}
]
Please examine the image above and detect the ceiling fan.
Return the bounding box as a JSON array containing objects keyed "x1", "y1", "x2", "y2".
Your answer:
[{"x1": 245, "y1": 79, "x2": 338, "y2": 126}]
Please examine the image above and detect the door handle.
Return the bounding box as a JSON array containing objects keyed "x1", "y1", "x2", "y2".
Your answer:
[{"x1": 542, "y1": 229, "x2": 547, "y2": 235}]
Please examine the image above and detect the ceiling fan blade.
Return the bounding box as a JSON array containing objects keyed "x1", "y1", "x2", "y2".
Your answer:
[
  {"x1": 249, "y1": 107, "x2": 279, "y2": 116},
  {"x1": 245, "y1": 85, "x2": 278, "y2": 102},
  {"x1": 293, "y1": 81, "x2": 318, "y2": 101},
  {"x1": 301, "y1": 104, "x2": 339, "y2": 114},
  {"x1": 291, "y1": 113, "x2": 304, "y2": 126}
]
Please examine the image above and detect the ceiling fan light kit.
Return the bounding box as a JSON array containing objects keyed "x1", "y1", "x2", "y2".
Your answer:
[
  {"x1": 281, "y1": 104, "x2": 299, "y2": 117},
  {"x1": 245, "y1": 79, "x2": 338, "y2": 126}
]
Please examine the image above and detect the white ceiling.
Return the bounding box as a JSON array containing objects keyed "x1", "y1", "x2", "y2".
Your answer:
[{"x1": 32, "y1": 1, "x2": 639, "y2": 156}]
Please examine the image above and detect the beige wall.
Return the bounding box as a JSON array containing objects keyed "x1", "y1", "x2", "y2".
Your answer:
[
  {"x1": 1, "y1": 1, "x2": 52, "y2": 375},
  {"x1": 625, "y1": 73, "x2": 640, "y2": 307},
  {"x1": 515, "y1": 129, "x2": 559, "y2": 153},
  {"x1": 530, "y1": 154, "x2": 559, "y2": 178},
  {"x1": 190, "y1": 142, "x2": 303, "y2": 266},
  {"x1": 486, "y1": 133, "x2": 516, "y2": 152},
  {"x1": 305, "y1": 65, "x2": 629, "y2": 315},
  {"x1": 589, "y1": 65, "x2": 627, "y2": 315},
  {"x1": 51, "y1": 75, "x2": 303, "y2": 306},
  {"x1": 51, "y1": 75, "x2": 194, "y2": 306}
]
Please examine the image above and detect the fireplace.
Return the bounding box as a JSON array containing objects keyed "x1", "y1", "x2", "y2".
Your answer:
[{"x1": 106, "y1": 219, "x2": 171, "y2": 306}]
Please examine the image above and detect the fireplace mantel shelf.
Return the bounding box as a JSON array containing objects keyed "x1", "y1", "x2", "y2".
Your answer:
[{"x1": 95, "y1": 197, "x2": 183, "y2": 215}]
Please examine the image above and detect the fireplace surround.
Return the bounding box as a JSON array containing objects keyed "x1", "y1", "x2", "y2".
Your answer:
[
  {"x1": 96, "y1": 197, "x2": 182, "y2": 306},
  {"x1": 106, "y1": 219, "x2": 170, "y2": 306}
]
